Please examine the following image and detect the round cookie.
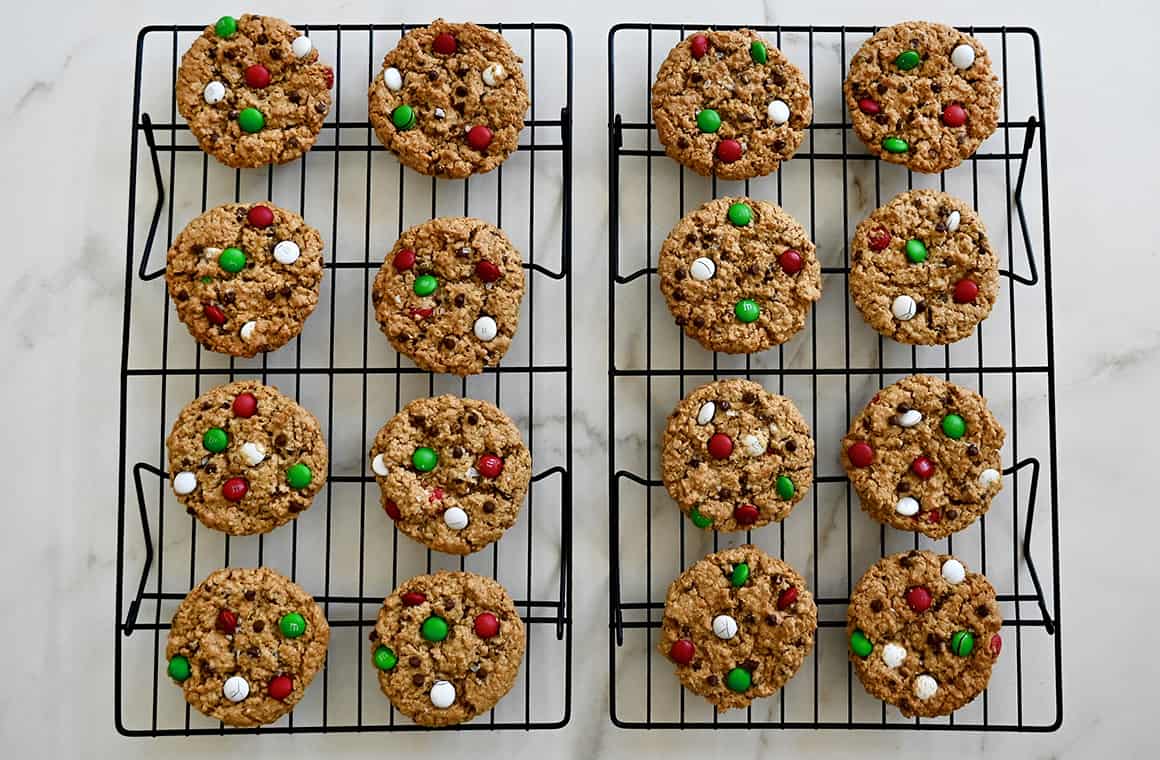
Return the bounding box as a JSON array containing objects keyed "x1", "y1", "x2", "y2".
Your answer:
[
  {"x1": 849, "y1": 189, "x2": 998, "y2": 345},
  {"x1": 167, "y1": 380, "x2": 328, "y2": 535},
  {"x1": 662, "y1": 379, "x2": 814, "y2": 532},
  {"x1": 841, "y1": 374, "x2": 1004, "y2": 538},
  {"x1": 176, "y1": 14, "x2": 332, "y2": 168},
  {"x1": 370, "y1": 395, "x2": 531, "y2": 554},
  {"x1": 659, "y1": 545, "x2": 817, "y2": 711},
  {"x1": 166, "y1": 202, "x2": 325, "y2": 357},
  {"x1": 372, "y1": 216, "x2": 525, "y2": 375},
  {"x1": 369, "y1": 19, "x2": 529, "y2": 178},
  {"x1": 847, "y1": 550, "x2": 1002, "y2": 717},
  {"x1": 659, "y1": 197, "x2": 821, "y2": 354},
  {"x1": 652, "y1": 29, "x2": 812, "y2": 180},
  {"x1": 371, "y1": 571, "x2": 525, "y2": 726},
  {"x1": 844, "y1": 21, "x2": 1000, "y2": 174},
  {"x1": 165, "y1": 567, "x2": 330, "y2": 727}
]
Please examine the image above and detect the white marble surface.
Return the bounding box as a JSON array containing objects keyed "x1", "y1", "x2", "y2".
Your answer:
[{"x1": 1, "y1": 0, "x2": 1156, "y2": 756}]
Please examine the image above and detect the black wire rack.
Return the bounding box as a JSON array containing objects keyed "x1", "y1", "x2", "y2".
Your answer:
[
  {"x1": 115, "y1": 22, "x2": 573, "y2": 735},
  {"x1": 607, "y1": 24, "x2": 1060, "y2": 731}
]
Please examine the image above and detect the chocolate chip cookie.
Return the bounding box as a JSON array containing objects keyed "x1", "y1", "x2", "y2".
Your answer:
[
  {"x1": 176, "y1": 14, "x2": 332, "y2": 168},
  {"x1": 371, "y1": 571, "x2": 525, "y2": 726},
  {"x1": 165, "y1": 567, "x2": 330, "y2": 727},
  {"x1": 659, "y1": 197, "x2": 821, "y2": 354},
  {"x1": 372, "y1": 216, "x2": 525, "y2": 376},
  {"x1": 662, "y1": 379, "x2": 813, "y2": 532},
  {"x1": 652, "y1": 29, "x2": 812, "y2": 180},
  {"x1": 369, "y1": 19, "x2": 529, "y2": 178},
  {"x1": 167, "y1": 380, "x2": 328, "y2": 536},
  {"x1": 659, "y1": 545, "x2": 817, "y2": 711},
  {"x1": 166, "y1": 202, "x2": 325, "y2": 357},
  {"x1": 370, "y1": 395, "x2": 531, "y2": 555},
  {"x1": 847, "y1": 551, "x2": 1002, "y2": 718},
  {"x1": 849, "y1": 189, "x2": 999, "y2": 345},
  {"x1": 844, "y1": 21, "x2": 1000, "y2": 174},
  {"x1": 841, "y1": 375, "x2": 1004, "y2": 538}
]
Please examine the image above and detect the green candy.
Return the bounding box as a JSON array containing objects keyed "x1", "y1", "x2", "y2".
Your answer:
[
  {"x1": 775, "y1": 475, "x2": 795, "y2": 500},
  {"x1": 941, "y1": 414, "x2": 966, "y2": 439},
  {"x1": 951, "y1": 630, "x2": 975, "y2": 657},
  {"x1": 203, "y1": 427, "x2": 228, "y2": 453},
  {"x1": 727, "y1": 202, "x2": 752, "y2": 227},
  {"x1": 905, "y1": 239, "x2": 928, "y2": 264},
  {"x1": 696, "y1": 109, "x2": 721, "y2": 134},
  {"x1": 200, "y1": 275, "x2": 213, "y2": 284},
  {"x1": 413, "y1": 274, "x2": 437, "y2": 297},
  {"x1": 218, "y1": 247, "x2": 246, "y2": 273},
  {"x1": 895, "y1": 50, "x2": 921, "y2": 70},
  {"x1": 214, "y1": 16, "x2": 237, "y2": 38},
  {"x1": 689, "y1": 507, "x2": 713, "y2": 529},
  {"x1": 412, "y1": 447, "x2": 438, "y2": 472},
  {"x1": 237, "y1": 107, "x2": 265, "y2": 133},
  {"x1": 726, "y1": 667, "x2": 752, "y2": 692},
  {"x1": 749, "y1": 40, "x2": 767, "y2": 64},
  {"x1": 882, "y1": 137, "x2": 909, "y2": 154},
  {"x1": 731, "y1": 563, "x2": 750, "y2": 587},
  {"x1": 734, "y1": 299, "x2": 760, "y2": 323},
  {"x1": 421, "y1": 615, "x2": 449, "y2": 642},
  {"x1": 286, "y1": 463, "x2": 312, "y2": 489},
  {"x1": 392, "y1": 104, "x2": 416, "y2": 130},
  {"x1": 279, "y1": 612, "x2": 307, "y2": 638},
  {"x1": 850, "y1": 629, "x2": 873, "y2": 658},
  {"x1": 374, "y1": 645, "x2": 398, "y2": 671},
  {"x1": 167, "y1": 655, "x2": 191, "y2": 682}
]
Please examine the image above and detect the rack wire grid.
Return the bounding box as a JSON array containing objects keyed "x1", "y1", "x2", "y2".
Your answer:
[
  {"x1": 116, "y1": 22, "x2": 573, "y2": 736},
  {"x1": 607, "y1": 24, "x2": 1060, "y2": 731}
]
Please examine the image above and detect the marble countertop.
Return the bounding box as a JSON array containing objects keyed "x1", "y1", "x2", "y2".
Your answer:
[{"x1": 1, "y1": 0, "x2": 1154, "y2": 756}]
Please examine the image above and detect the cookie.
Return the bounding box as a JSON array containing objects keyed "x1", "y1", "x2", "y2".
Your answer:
[
  {"x1": 662, "y1": 379, "x2": 814, "y2": 532},
  {"x1": 652, "y1": 29, "x2": 812, "y2": 180},
  {"x1": 849, "y1": 189, "x2": 999, "y2": 345},
  {"x1": 165, "y1": 567, "x2": 330, "y2": 727},
  {"x1": 176, "y1": 14, "x2": 332, "y2": 168},
  {"x1": 658, "y1": 197, "x2": 821, "y2": 354},
  {"x1": 370, "y1": 395, "x2": 531, "y2": 554},
  {"x1": 166, "y1": 202, "x2": 325, "y2": 357},
  {"x1": 372, "y1": 216, "x2": 525, "y2": 375},
  {"x1": 847, "y1": 550, "x2": 1002, "y2": 717},
  {"x1": 369, "y1": 20, "x2": 529, "y2": 178},
  {"x1": 844, "y1": 21, "x2": 1000, "y2": 173},
  {"x1": 167, "y1": 380, "x2": 328, "y2": 536},
  {"x1": 841, "y1": 375, "x2": 1004, "y2": 538},
  {"x1": 371, "y1": 571, "x2": 525, "y2": 726},
  {"x1": 659, "y1": 545, "x2": 817, "y2": 711}
]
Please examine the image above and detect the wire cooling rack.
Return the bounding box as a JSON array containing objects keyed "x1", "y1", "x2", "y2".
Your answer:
[
  {"x1": 116, "y1": 22, "x2": 573, "y2": 735},
  {"x1": 607, "y1": 24, "x2": 1060, "y2": 731}
]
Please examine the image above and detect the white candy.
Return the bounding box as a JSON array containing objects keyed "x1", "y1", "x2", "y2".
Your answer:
[
  {"x1": 882, "y1": 643, "x2": 907, "y2": 669},
  {"x1": 895, "y1": 409, "x2": 923, "y2": 427},
  {"x1": 240, "y1": 441, "x2": 266, "y2": 466},
  {"x1": 274, "y1": 240, "x2": 300, "y2": 265},
  {"x1": 895, "y1": 496, "x2": 920, "y2": 517},
  {"x1": 979, "y1": 468, "x2": 1001, "y2": 488},
  {"x1": 372, "y1": 453, "x2": 390, "y2": 477},
  {"x1": 946, "y1": 210, "x2": 961, "y2": 233},
  {"x1": 222, "y1": 676, "x2": 250, "y2": 702},
  {"x1": 443, "y1": 506, "x2": 469, "y2": 530},
  {"x1": 712, "y1": 614, "x2": 738, "y2": 640},
  {"x1": 291, "y1": 35, "x2": 313, "y2": 58},
  {"x1": 474, "y1": 316, "x2": 498, "y2": 341},
  {"x1": 430, "y1": 680, "x2": 456, "y2": 709},
  {"x1": 941, "y1": 559, "x2": 966, "y2": 585},
  {"x1": 914, "y1": 674, "x2": 939, "y2": 700},
  {"x1": 768, "y1": 422, "x2": 778, "y2": 435},
  {"x1": 767, "y1": 99, "x2": 790, "y2": 125},
  {"x1": 696, "y1": 402, "x2": 716, "y2": 425},
  {"x1": 466, "y1": 466, "x2": 480, "y2": 480},
  {"x1": 384, "y1": 66, "x2": 403, "y2": 91},
  {"x1": 240, "y1": 320, "x2": 257, "y2": 341},
  {"x1": 742, "y1": 433, "x2": 766, "y2": 457},
  {"x1": 434, "y1": 107, "x2": 446, "y2": 119},
  {"x1": 689, "y1": 257, "x2": 716, "y2": 281},
  {"x1": 892, "y1": 295, "x2": 917, "y2": 321},
  {"x1": 173, "y1": 471, "x2": 198, "y2": 495},
  {"x1": 950, "y1": 44, "x2": 976, "y2": 70},
  {"x1": 203, "y1": 81, "x2": 226, "y2": 104},
  {"x1": 203, "y1": 246, "x2": 222, "y2": 260},
  {"x1": 482, "y1": 63, "x2": 506, "y2": 87}
]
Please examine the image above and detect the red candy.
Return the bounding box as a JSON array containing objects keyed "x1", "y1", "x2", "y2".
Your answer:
[
  {"x1": 474, "y1": 612, "x2": 500, "y2": 638},
  {"x1": 925, "y1": 509, "x2": 942, "y2": 524},
  {"x1": 942, "y1": 103, "x2": 967, "y2": 128},
  {"x1": 689, "y1": 34, "x2": 709, "y2": 59},
  {"x1": 428, "y1": 487, "x2": 445, "y2": 502},
  {"x1": 402, "y1": 592, "x2": 426, "y2": 607},
  {"x1": 868, "y1": 228, "x2": 892, "y2": 251},
  {"x1": 204, "y1": 303, "x2": 226, "y2": 326},
  {"x1": 905, "y1": 586, "x2": 932, "y2": 612},
  {"x1": 847, "y1": 442, "x2": 874, "y2": 467},
  {"x1": 324, "y1": 66, "x2": 334, "y2": 89},
  {"x1": 467, "y1": 125, "x2": 493, "y2": 151},
  {"x1": 475, "y1": 260, "x2": 502, "y2": 283},
  {"x1": 778, "y1": 249, "x2": 803, "y2": 274},
  {"x1": 244, "y1": 64, "x2": 271, "y2": 89},
  {"x1": 707, "y1": 433, "x2": 733, "y2": 459},
  {"x1": 733, "y1": 504, "x2": 759, "y2": 525},
  {"x1": 384, "y1": 500, "x2": 401, "y2": 521},
  {"x1": 267, "y1": 675, "x2": 293, "y2": 701},
  {"x1": 669, "y1": 638, "x2": 695, "y2": 665},
  {"x1": 216, "y1": 609, "x2": 238, "y2": 634},
  {"x1": 857, "y1": 98, "x2": 881, "y2": 115},
  {"x1": 232, "y1": 392, "x2": 258, "y2": 418},
  {"x1": 477, "y1": 454, "x2": 504, "y2": 478},
  {"x1": 393, "y1": 248, "x2": 416, "y2": 271},
  {"x1": 246, "y1": 205, "x2": 274, "y2": 228},
  {"x1": 989, "y1": 634, "x2": 1003, "y2": 656},
  {"x1": 410, "y1": 307, "x2": 433, "y2": 319},
  {"x1": 222, "y1": 478, "x2": 248, "y2": 502},
  {"x1": 777, "y1": 587, "x2": 798, "y2": 611},
  {"x1": 953, "y1": 278, "x2": 979, "y2": 304},
  {"x1": 433, "y1": 33, "x2": 457, "y2": 55},
  {"x1": 716, "y1": 139, "x2": 743, "y2": 163},
  {"x1": 911, "y1": 456, "x2": 936, "y2": 479}
]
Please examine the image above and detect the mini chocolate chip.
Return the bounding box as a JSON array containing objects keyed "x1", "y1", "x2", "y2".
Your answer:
[
  {"x1": 785, "y1": 440, "x2": 797, "y2": 452},
  {"x1": 445, "y1": 600, "x2": 455, "y2": 610},
  {"x1": 455, "y1": 85, "x2": 468, "y2": 97},
  {"x1": 675, "y1": 270, "x2": 687, "y2": 281},
  {"x1": 442, "y1": 336, "x2": 455, "y2": 349},
  {"x1": 369, "y1": 630, "x2": 379, "y2": 641},
  {"x1": 253, "y1": 620, "x2": 265, "y2": 632},
  {"x1": 314, "y1": 102, "x2": 326, "y2": 114},
  {"x1": 476, "y1": 668, "x2": 488, "y2": 679},
  {"x1": 976, "y1": 604, "x2": 991, "y2": 618},
  {"x1": 452, "y1": 447, "x2": 464, "y2": 458},
  {"x1": 688, "y1": 458, "x2": 701, "y2": 468},
  {"x1": 483, "y1": 501, "x2": 495, "y2": 513},
  {"x1": 876, "y1": 83, "x2": 887, "y2": 94},
  {"x1": 257, "y1": 33, "x2": 268, "y2": 44},
  {"x1": 672, "y1": 289, "x2": 684, "y2": 301},
  {"x1": 915, "y1": 301, "x2": 926, "y2": 313},
  {"x1": 275, "y1": 434, "x2": 288, "y2": 447},
  {"x1": 427, "y1": 70, "x2": 438, "y2": 81},
  {"x1": 742, "y1": 659, "x2": 758, "y2": 671},
  {"x1": 898, "y1": 84, "x2": 908, "y2": 93},
  {"x1": 718, "y1": 488, "x2": 731, "y2": 499},
  {"x1": 897, "y1": 481, "x2": 910, "y2": 493},
  {"x1": 675, "y1": 317, "x2": 686, "y2": 327},
  {"x1": 412, "y1": 674, "x2": 424, "y2": 686},
  {"x1": 288, "y1": 92, "x2": 300, "y2": 104},
  {"x1": 176, "y1": 291, "x2": 189, "y2": 301},
  {"x1": 204, "y1": 463, "x2": 217, "y2": 474},
  {"x1": 747, "y1": 264, "x2": 759, "y2": 276},
  {"x1": 186, "y1": 506, "x2": 196, "y2": 515},
  {"x1": 967, "y1": 444, "x2": 980, "y2": 457},
  {"x1": 467, "y1": 413, "x2": 478, "y2": 424},
  {"x1": 936, "y1": 222, "x2": 947, "y2": 232},
  {"x1": 875, "y1": 113, "x2": 889, "y2": 125},
  {"x1": 409, "y1": 656, "x2": 421, "y2": 667},
  {"x1": 288, "y1": 501, "x2": 306, "y2": 513},
  {"x1": 224, "y1": 50, "x2": 235, "y2": 60},
  {"x1": 247, "y1": 647, "x2": 259, "y2": 657},
  {"x1": 228, "y1": 110, "x2": 239, "y2": 120},
  {"x1": 742, "y1": 392, "x2": 757, "y2": 403},
  {"x1": 222, "y1": 291, "x2": 236, "y2": 305},
  {"x1": 200, "y1": 660, "x2": 211, "y2": 672},
  {"x1": 676, "y1": 136, "x2": 690, "y2": 149},
  {"x1": 765, "y1": 614, "x2": 777, "y2": 625},
  {"x1": 692, "y1": 317, "x2": 705, "y2": 328},
  {"x1": 280, "y1": 285, "x2": 292, "y2": 297},
  {"x1": 270, "y1": 48, "x2": 282, "y2": 60},
  {"x1": 718, "y1": 401, "x2": 730, "y2": 410},
  {"x1": 946, "y1": 509, "x2": 959, "y2": 519},
  {"x1": 899, "y1": 556, "x2": 912, "y2": 568},
  {"x1": 706, "y1": 675, "x2": 719, "y2": 686},
  {"x1": 871, "y1": 599, "x2": 884, "y2": 612},
  {"x1": 265, "y1": 289, "x2": 277, "y2": 299},
  {"x1": 931, "y1": 83, "x2": 942, "y2": 93},
  {"x1": 690, "y1": 72, "x2": 703, "y2": 83},
  {"x1": 773, "y1": 139, "x2": 786, "y2": 151}
]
